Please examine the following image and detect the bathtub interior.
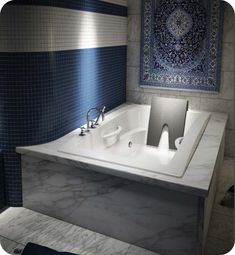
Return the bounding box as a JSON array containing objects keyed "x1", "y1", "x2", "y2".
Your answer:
[{"x1": 58, "y1": 105, "x2": 210, "y2": 177}]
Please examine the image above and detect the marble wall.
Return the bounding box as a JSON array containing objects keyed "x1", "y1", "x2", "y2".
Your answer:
[{"x1": 126, "y1": 1, "x2": 234, "y2": 157}]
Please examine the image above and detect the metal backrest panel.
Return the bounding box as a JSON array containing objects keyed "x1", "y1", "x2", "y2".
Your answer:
[{"x1": 147, "y1": 97, "x2": 188, "y2": 150}]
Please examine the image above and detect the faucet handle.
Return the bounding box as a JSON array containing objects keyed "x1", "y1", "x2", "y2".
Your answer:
[
  {"x1": 101, "y1": 106, "x2": 106, "y2": 121},
  {"x1": 101, "y1": 105, "x2": 106, "y2": 112},
  {"x1": 90, "y1": 120, "x2": 96, "y2": 129},
  {"x1": 79, "y1": 126, "x2": 86, "y2": 136}
]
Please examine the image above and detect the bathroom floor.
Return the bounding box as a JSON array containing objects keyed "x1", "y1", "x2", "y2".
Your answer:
[{"x1": 0, "y1": 158, "x2": 234, "y2": 255}]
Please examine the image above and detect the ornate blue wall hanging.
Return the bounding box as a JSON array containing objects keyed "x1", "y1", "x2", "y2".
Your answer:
[{"x1": 140, "y1": 0, "x2": 224, "y2": 92}]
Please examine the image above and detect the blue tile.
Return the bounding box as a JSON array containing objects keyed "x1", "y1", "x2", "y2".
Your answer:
[
  {"x1": 0, "y1": 46, "x2": 127, "y2": 206},
  {"x1": 7, "y1": 0, "x2": 127, "y2": 17},
  {"x1": 0, "y1": 151, "x2": 5, "y2": 209}
]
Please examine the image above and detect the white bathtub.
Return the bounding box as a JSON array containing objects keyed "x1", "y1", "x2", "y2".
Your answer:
[{"x1": 59, "y1": 104, "x2": 210, "y2": 177}]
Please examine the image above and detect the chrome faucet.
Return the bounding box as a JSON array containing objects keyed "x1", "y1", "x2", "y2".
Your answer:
[{"x1": 86, "y1": 106, "x2": 106, "y2": 131}]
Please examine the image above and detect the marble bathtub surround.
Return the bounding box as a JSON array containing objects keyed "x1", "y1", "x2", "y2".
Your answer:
[
  {"x1": 21, "y1": 155, "x2": 203, "y2": 254},
  {"x1": 0, "y1": 160, "x2": 233, "y2": 255},
  {"x1": 16, "y1": 103, "x2": 227, "y2": 254},
  {"x1": 17, "y1": 104, "x2": 227, "y2": 197}
]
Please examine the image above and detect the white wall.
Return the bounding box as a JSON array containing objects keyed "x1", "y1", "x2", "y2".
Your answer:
[{"x1": 126, "y1": 0, "x2": 234, "y2": 157}]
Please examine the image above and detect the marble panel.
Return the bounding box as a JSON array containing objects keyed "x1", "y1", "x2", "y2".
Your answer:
[
  {"x1": 127, "y1": 0, "x2": 141, "y2": 15},
  {"x1": 222, "y1": 43, "x2": 234, "y2": 72},
  {"x1": 225, "y1": 130, "x2": 235, "y2": 157},
  {"x1": 22, "y1": 156, "x2": 201, "y2": 255},
  {"x1": 221, "y1": 72, "x2": 234, "y2": 100},
  {"x1": 207, "y1": 212, "x2": 234, "y2": 242},
  {"x1": 223, "y1": 10, "x2": 235, "y2": 43},
  {"x1": 200, "y1": 98, "x2": 228, "y2": 113},
  {"x1": 204, "y1": 236, "x2": 234, "y2": 255},
  {"x1": 127, "y1": 91, "x2": 152, "y2": 104},
  {"x1": 127, "y1": 42, "x2": 140, "y2": 67},
  {"x1": 213, "y1": 157, "x2": 234, "y2": 217},
  {"x1": 126, "y1": 67, "x2": 140, "y2": 91},
  {"x1": 128, "y1": 15, "x2": 141, "y2": 42},
  {"x1": 213, "y1": 192, "x2": 234, "y2": 217},
  {"x1": 226, "y1": 100, "x2": 234, "y2": 130}
]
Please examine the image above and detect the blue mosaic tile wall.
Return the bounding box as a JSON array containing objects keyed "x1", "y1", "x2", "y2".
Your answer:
[
  {"x1": 9, "y1": 0, "x2": 127, "y2": 16},
  {"x1": 0, "y1": 1, "x2": 127, "y2": 206},
  {"x1": 0, "y1": 151, "x2": 4, "y2": 209}
]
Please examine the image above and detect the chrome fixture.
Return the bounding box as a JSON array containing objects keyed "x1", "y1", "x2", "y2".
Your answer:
[
  {"x1": 79, "y1": 127, "x2": 86, "y2": 136},
  {"x1": 86, "y1": 106, "x2": 106, "y2": 131}
]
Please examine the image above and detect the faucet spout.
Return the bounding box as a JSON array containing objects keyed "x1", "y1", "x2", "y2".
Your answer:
[
  {"x1": 99, "y1": 106, "x2": 106, "y2": 123},
  {"x1": 86, "y1": 106, "x2": 106, "y2": 131}
]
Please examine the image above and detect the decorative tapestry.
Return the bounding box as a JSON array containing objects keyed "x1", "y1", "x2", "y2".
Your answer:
[{"x1": 140, "y1": 0, "x2": 224, "y2": 92}]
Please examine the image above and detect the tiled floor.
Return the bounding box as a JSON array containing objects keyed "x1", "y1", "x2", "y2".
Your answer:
[
  {"x1": 0, "y1": 208, "x2": 158, "y2": 255},
  {"x1": 0, "y1": 158, "x2": 234, "y2": 255}
]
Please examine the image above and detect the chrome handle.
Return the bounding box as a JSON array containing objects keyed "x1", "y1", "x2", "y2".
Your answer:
[
  {"x1": 79, "y1": 127, "x2": 86, "y2": 136},
  {"x1": 90, "y1": 120, "x2": 96, "y2": 129}
]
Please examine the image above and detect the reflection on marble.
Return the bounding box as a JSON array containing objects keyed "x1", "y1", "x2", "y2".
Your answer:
[
  {"x1": 22, "y1": 155, "x2": 201, "y2": 255},
  {"x1": 0, "y1": 207, "x2": 160, "y2": 255}
]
